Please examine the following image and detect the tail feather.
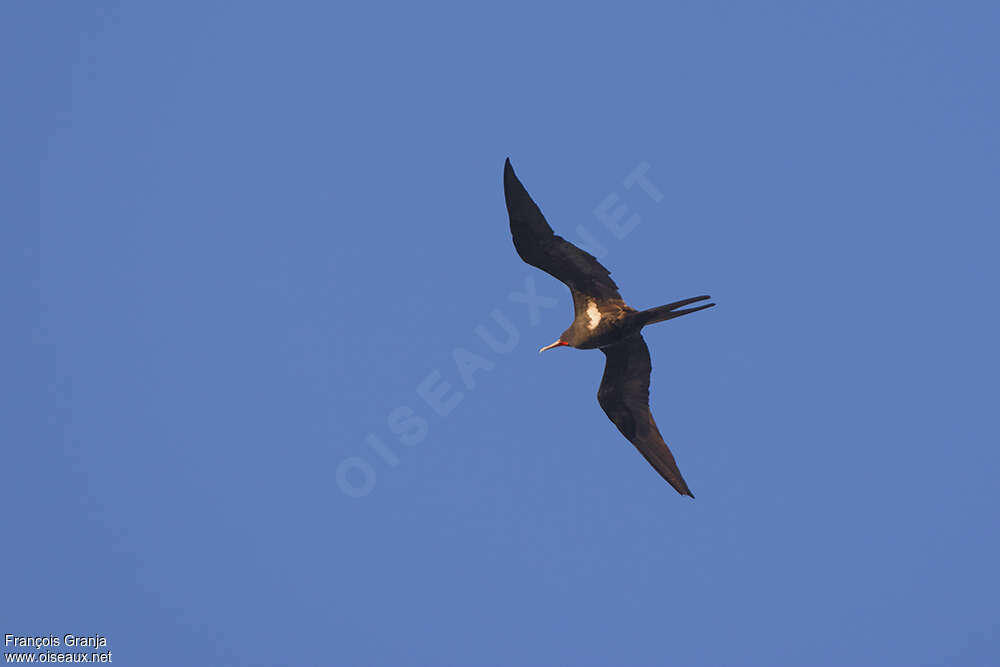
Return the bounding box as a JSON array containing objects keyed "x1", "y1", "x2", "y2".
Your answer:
[{"x1": 639, "y1": 295, "x2": 715, "y2": 327}]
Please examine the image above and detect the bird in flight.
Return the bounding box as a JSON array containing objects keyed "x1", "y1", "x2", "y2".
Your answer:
[{"x1": 503, "y1": 158, "x2": 714, "y2": 497}]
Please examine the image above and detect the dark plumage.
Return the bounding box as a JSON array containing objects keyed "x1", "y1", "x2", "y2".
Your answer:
[{"x1": 503, "y1": 158, "x2": 714, "y2": 497}]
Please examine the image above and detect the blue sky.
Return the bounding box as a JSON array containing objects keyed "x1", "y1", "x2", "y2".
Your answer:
[{"x1": 5, "y1": 2, "x2": 999, "y2": 665}]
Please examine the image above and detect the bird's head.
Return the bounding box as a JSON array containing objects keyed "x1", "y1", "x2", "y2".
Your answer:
[{"x1": 538, "y1": 339, "x2": 570, "y2": 354}]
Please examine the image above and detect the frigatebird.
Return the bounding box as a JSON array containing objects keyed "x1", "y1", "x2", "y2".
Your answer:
[{"x1": 504, "y1": 158, "x2": 714, "y2": 497}]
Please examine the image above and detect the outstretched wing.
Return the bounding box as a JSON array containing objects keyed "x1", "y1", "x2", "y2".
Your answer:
[
  {"x1": 597, "y1": 335, "x2": 694, "y2": 497},
  {"x1": 504, "y1": 158, "x2": 624, "y2": 304}
]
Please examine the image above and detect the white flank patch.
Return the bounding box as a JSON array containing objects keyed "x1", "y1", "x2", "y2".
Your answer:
[{"x1": 586, "y1": 300, "x2": 602, "y2": 330}]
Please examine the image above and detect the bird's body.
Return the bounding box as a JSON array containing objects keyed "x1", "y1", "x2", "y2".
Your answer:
[
  {"x1": 561, "y1": 296, "x2": 637, "y2": 349},
  {"x1": 503, "y1": 158, "x2": 714, "y2": 497}
]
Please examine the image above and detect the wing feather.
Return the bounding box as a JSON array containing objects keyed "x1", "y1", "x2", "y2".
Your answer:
[
  {"x1": 597, "y1": 335, "x2": 694, "y2": 497},
  {"x1": 504, "y1": 159, "x2": 624, "y2": 304}
]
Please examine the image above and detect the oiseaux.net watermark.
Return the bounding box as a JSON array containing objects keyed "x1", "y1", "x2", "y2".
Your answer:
[
  {"x1": 336, "y1": 162, "x2": 665, "y2": 498},
  {"x1": 4, "y1": 633, "x2": 112, "y2": 663}
]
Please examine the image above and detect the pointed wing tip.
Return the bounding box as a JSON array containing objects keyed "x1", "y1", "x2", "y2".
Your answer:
[
  {"x1": 503, "y1": 158, "x2": 524, "y2": 200},
  {"x1": 672, "y1": 480, "x2": 695, "y2": 498}
]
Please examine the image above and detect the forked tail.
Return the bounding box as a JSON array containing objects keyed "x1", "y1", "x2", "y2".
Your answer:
[{"x1": 638, "y1": 295, "x2": 715, "y2": 327}]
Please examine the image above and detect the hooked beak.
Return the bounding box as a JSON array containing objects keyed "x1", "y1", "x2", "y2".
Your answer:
[{"x1": 538, "y1": 340, "x2": 568, "y2": 354}]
